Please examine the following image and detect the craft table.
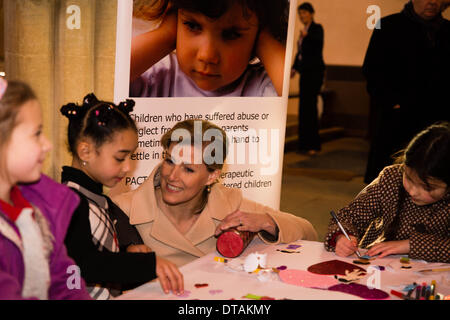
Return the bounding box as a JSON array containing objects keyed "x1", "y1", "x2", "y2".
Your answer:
[{"x1": 116, "y1": 239, "x2": 450, "y2": 300}]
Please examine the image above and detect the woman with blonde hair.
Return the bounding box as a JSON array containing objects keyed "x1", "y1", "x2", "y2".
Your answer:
[{"x1": 113, "y1": 119, "x2": 317, "y2": 266}]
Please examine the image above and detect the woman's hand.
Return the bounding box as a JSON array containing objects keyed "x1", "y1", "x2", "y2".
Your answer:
[
  {"x1": 126, "y1": 244, "x2": 153, "y2": 253},
  {"x1": 156, "y1": 256, "x2": 184, "y2": 295},
  {"x1": 367, "y1": 240, "x2": 410, "y2": 259},
  {"x1": 335, "y1": 235, "x2": 359, "y2": 257},
  {"x1": 214, "y1": 210, "x2": 277, "y2": 236},
  {"x1": 255, "y1": 29, "x2": 285, "y2": 96}
]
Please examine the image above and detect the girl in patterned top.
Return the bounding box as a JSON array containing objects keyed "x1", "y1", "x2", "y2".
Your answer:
[
  {"x1": 325, "y1": 122, "x2": 450, "y2": 263},
  {"x1": 60, "y1": 93, "x2": 183, "y2": 299}
]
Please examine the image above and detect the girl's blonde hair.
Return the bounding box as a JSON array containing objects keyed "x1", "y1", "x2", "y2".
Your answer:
[{"x1": 0, "y1": 80, "x2": 37, "y2": 149}]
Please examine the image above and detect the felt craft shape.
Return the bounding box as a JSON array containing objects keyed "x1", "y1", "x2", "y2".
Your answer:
[
  {"x1": 176, "y1": 290, "x2": 191, "y2": 298},
  {"x1": 279, "y1": 269, "x2": 339, "y2": 289},
  {"x1": 209, "y1": 289, "x2": 223, "y2": 295},
  {"x1": 372, "y1": 265, "x2": 385, "y2": 271},
  {"x1": 277, "y1": 249, "x2": 301, "y2": 254},
  {"x1": 286, "y1": 244, "x2": 302, "y2": 250},
  {"x1": 328, "y1": 283, "x2": 390, "y2": 300},
  {"x1": 307, "y1": 259, "x2": 366, "y2": 276},
  {"x1": 353, "y1": 258, "x2": 370, "y2": 265},
  {"x1": 334, "y1": 269, "x2": 367, "y2": 283},
  {"x1": 214, "y1": 256, "x2": 228, "y2": 263},
  {"x1": 243, "y1": 293, "x2": 275, "y2": 300}
]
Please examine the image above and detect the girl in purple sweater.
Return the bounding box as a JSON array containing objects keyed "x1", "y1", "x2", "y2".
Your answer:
[{"x1": 0, "y1": 78, "x2": 91, "y2": 300}]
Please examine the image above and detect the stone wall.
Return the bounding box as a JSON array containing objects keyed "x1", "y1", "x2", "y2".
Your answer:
[{"x1": 4, "y1": 0, "x2": 117, "y2": 180}]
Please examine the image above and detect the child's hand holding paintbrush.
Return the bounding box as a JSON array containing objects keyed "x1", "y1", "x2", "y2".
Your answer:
[{"x1": 330, "y1": 211, "x2": 362, "y2": 258}]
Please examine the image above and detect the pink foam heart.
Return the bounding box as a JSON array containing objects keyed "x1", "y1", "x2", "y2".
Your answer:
[{"x1": 279, "y1": 269, "x2": 339, "y2": 289}]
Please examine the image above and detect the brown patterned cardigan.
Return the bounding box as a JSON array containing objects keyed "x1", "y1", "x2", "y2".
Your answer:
[{"x1": 324, "y1": 165, "x2": 450, "y2": 263}]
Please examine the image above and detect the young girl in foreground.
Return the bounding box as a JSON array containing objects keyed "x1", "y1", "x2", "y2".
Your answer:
[
  {"x1": 130, "y1": 0, "x2": 288, "y2": 97},
  {"x1": 61, "y1": 93, "x2": 183, "y2": 299},
  {"x1": 0, "y1": 79, "x2": 91, "y2": 299},
  {"x1": 325, "y1": 122, "x2": 450, "y2": 263}
]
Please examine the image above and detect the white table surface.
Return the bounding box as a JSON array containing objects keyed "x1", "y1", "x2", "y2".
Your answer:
[{"x1": 116, "y1": 239, "x2": 450, "y2": 300}]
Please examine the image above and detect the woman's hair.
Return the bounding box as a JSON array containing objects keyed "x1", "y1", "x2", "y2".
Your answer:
[
  {"x1": 134, "y1": 0, "x2": 289, "y2": 43},
  {"x1": 395, "y1": 122, "x2": 450, "y2": 187},
  {"x1": 161, "y1": 119, "x2": 228, "y2": 172},
  {"x1": 60, "y1": 93, "x2": 137, "y2": 156},
  {"x1": 160, "y1": 119, "x2": 228, "y2": 214},
  {"x1": 0, "y1": 80, "x2": 37, "y2": 150},
  {"x1": 298, "y1": 2, "x2": 314, "y2": 14}
]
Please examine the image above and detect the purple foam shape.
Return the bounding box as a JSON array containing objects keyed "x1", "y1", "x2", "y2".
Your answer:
[
  {"x1": 177, "y1": 290, "x2": 191, "y2": 298},
  {"x1": 328, "y1": 283, "x2": 389, "y2": 300},
  {"x1": 373, "y1": 265, "x2": 385, "y2": 271},
  {"x1": 209, "y1": 289, "x2": 223, "y2": 295}
]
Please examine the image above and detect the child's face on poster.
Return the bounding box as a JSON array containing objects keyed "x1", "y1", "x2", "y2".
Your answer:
[{"x1": 175, "y1": 3, "x2": 259, "y2": 92}]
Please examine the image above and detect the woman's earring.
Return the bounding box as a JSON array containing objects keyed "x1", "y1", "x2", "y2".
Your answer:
[
  {"x1": 82, "y1": 161, "x2": 87, "y2": 167},
  {"x1": 206, "y1": 185, "x2": 211, "y2": 193}
]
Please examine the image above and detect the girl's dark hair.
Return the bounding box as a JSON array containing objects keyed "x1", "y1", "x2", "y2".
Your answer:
[
  {"x1": 396, "y1": 122, "x2": 450, "y2": 186},
  {"x1": 298, "y1": 2, "x2": 315, "y2": 14},
  {"x1": 138, "y1": 0, "x2": 289, "y2": 43},
  {"x1": 60, "y1": 93, "x2": 137, "y2": 156}
]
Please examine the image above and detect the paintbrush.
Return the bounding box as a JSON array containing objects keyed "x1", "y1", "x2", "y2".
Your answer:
[
  {"x1": 330, "y1": 210, "x2": 362, "y2": 258},
  {"x1": 418, "y1": 267, "x2": 450, "y2": 273}
]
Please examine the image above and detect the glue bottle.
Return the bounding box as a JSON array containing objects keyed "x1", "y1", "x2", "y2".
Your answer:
[{"x1": 216, "y1": 228, "x2": 256, "y2": 258}]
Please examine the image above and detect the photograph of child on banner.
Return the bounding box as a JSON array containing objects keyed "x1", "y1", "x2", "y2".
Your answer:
[{"x1": 130, "y1": 0, "x2": 288, "y2": 97}]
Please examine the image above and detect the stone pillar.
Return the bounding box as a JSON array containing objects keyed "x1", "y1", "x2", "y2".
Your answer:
[
  {"x1": 54, "y1": 0, "x2": 96, "y2": 178},
  {"x1": 0, "y1": 0, "x2": 4, "y2": 63},
  {"x1": 4, "y1": 0, "x2": 118, "y2": 180},
  {"x1": 4, "y1": 0, "x2": 56, "y2": 176},
  {"x1": 94, "y1": 0, "x2": 117, "y2": 101}
]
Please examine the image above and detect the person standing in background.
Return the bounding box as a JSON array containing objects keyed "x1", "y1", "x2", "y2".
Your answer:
[
  {"x1": 291, "y1": 2, "x2": 325, "y2": 156},
  {"x1": 363, "y1": 0, "x2": 450, "y2": 183}
]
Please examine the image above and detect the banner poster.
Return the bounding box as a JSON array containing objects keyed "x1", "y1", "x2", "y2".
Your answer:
[{"x1": 112, "y1": 0, "x2": 297, "y2": 209}]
